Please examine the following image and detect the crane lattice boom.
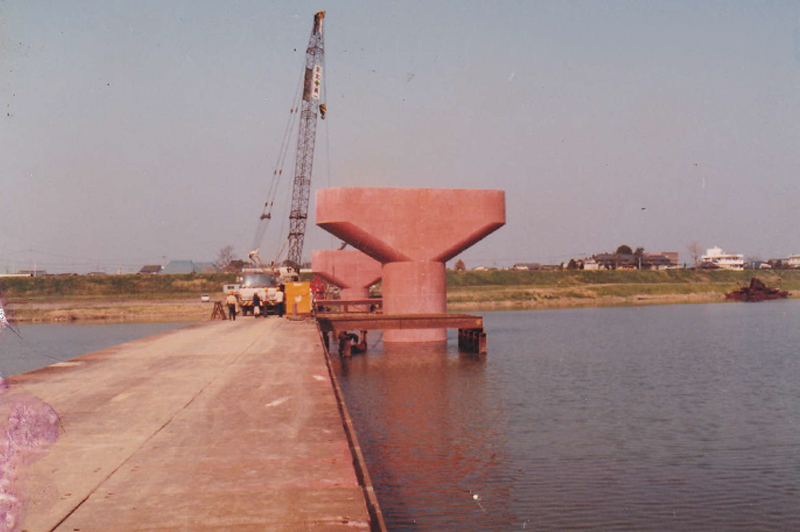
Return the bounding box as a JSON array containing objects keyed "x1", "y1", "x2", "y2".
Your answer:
[{"x1": 286, "y1": 11, "x2": 325, "y2": 268}]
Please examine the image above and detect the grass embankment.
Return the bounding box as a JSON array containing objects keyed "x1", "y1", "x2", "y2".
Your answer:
[
  {"x1": 1, "y1": 273, "x2": 237, "y2": 299},
  {"x1": 445, "y1": 269, "x2": 800, "y2": 311},
  {"x1": 3, "y1": 270, "x2": 798, "y2": 322},
  {"x1": 2, "y1": 273, "x2": 237, "y2": 323}
]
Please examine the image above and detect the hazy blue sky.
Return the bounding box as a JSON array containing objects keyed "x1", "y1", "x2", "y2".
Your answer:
[{"x1": 1, "y1": 0, "x2": 798, "y2": 273}]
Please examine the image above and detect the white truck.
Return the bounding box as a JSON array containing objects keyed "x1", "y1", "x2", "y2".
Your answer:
[
  {"x1": 235, "y1": 270, "x2": 276, "y2": 316},
  {"x1": 231, "y1": 265, "x2": 298, "y2": 316}
]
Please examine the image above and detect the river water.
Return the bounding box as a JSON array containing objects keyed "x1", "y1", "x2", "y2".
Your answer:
[
  {"x1": 332, "y1": 301, "x2": 800, "y2": 531},
  {"x1": 0, "y1": 322, "x2": 192, "y2": 377},
  {"x1": 1, "y1": 304, "x2": 797, "y2": 530}
]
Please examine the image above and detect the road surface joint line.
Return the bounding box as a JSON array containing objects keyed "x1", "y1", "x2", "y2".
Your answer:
[{"x1": 47, "y1": 332, "x2": 263, "y2": 531}]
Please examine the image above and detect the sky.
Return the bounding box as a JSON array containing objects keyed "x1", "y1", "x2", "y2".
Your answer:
[{"x1": 1, "y1": 0, "x2": 799, "y2": 273}]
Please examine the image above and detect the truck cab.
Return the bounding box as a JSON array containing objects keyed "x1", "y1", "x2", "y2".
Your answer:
[{"x1": 236, "y1": 270, "x2": 278, "y2": 316}]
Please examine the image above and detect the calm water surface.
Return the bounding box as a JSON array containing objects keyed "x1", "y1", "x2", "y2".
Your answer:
[
  {"x1": 0, "y1": 322, "x2": 192, "y2": 376},
  {"x1": 333, "y1": 301, "x2": 800, "y2": 531}
]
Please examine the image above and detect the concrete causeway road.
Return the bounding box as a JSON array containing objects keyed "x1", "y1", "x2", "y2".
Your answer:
[{"x1": 13, "y1": 318, "x2": 371, "y2": 531}]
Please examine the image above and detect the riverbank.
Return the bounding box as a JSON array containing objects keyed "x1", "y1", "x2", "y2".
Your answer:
[
  {"x1": 446, "y1": 269, "x2": 800, "y2": 311},
  {"x1": 447, "y1": 288, "x2": 731, "y2": 311},
  {"x1": 4, "y1": 270, "x2": 799, "y2": 322},
  {"x1": 7, "y1": 296, "x2": 215, "y2": 323},
  {"x1": 0, "y1": 273, "x2": 233, "y2": 323}
]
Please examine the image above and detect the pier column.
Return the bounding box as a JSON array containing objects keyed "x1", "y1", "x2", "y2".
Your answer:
[
  {"x1": 382, "y1": 261, "x2": 446, "y2": 342},
  {"x1": 316, "y1": 187, "x2": 505, "y2": 343}
]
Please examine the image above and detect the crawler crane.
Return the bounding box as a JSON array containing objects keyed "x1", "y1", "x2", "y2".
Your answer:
[{"x1": 233, "y1": 12, "x2": 326, "y2": 315}]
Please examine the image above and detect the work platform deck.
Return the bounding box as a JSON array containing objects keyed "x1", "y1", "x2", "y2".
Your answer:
[
  {"x1": 316, "y1": 312, "x2": 483, "y2": 332},
  {"x1": 315, "y1": 312, "x2": 487, "y2": 355},
  {"x1": 8, "y1": 319, "x2": 376, "y2": 531}
]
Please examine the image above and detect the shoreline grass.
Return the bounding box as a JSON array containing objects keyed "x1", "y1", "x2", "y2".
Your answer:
[{"x1": 3, "y1": 270, "x2": 798, "y2": 322}]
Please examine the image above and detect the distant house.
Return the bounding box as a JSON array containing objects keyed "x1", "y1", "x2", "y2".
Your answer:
[
  {"x1": 591, "y1": 251, "x2": 678, "y2": 270},
  {"x1": 512, "y1": 263, "x2": 541, "y2": 271},
  {"x1": 787, "y1": 254, "x2": 800, "y2": 269},
  {"x1": 593, "y1": 253, "x2": 634, "y2": 270},
  {"x1": 539, "y1": 264, "x2": 562, "y2": 271},
  {"x1": 193, "y1": 262, "x2": 219, "y2": 274},
  {"x1": 642, "y1": 252, "x2": 679, "y2": 270},
  {"x1": 700, "y1": 246, "x2": 744, "y2": 271},
  {"x1": 138, "y1": 264, "x2": 163, "y2": 274},
  {"x1": 158, "y1": 261, "x2": 219, "y2": 274},
  {"x1": 583, "y1": 258, "x2": 599, "y2": 271},
  {"x1": 16, "y1": 270, "x2": 48, "y2": 277}
]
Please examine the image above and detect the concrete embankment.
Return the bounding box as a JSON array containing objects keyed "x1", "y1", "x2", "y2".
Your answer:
[{"x1": 9, "y1": 318, "x2": 379, "y2": 531}]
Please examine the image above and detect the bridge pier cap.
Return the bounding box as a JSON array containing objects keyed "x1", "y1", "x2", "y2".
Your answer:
[
  {"x1": 310, "y1": 249, "x2": 382, "y2": 301},
  {"x1": 316, "y1": 187, "x2": 506, "y2": 343}
]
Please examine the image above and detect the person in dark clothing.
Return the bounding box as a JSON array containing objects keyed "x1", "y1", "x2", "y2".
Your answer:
[
  {"x1": 276, "y1": 287, "x2": 285, "y2": 317},
  {"x1": 252, "y1": 292, "x2": 261, "y2": 318}
]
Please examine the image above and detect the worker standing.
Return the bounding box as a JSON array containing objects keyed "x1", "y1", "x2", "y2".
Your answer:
[
  {"x1": 225, "y1": 292, "x2": 237, "y2": 321},
  {"x1": 252, "y1": 292, "x2": 261, "y2": 318},
  {"x1": 276, "y1": 288, "x2": 285, "y2": 317}
]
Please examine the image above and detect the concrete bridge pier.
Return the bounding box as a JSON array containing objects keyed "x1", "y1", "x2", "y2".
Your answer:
[{"x1": 316, "y1": 187, "x2": 506, "y2": 343}]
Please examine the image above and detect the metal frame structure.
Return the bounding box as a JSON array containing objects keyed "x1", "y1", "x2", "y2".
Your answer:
[{"x1": 286, "y1": 11, "x2": 325, "y2": 268}]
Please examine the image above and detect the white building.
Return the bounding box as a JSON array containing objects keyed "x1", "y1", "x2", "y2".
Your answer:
[
  {"x1": 787, "y1": 254, "x2": 800, "y2": 269},
  {"x1": 700, "y1": 246, "x2": 744, "y2": 271}
]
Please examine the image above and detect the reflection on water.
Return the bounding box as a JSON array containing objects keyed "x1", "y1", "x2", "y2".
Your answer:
[
  {"x1": 334, "y1": 302, "x2": 800, "y2": 531},
  {"x1": 335, "y1": 341, "x2": 516, "y2": 530}
]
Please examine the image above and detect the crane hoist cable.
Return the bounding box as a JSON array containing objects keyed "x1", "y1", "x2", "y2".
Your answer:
[{"x1": 251, "y1": 68, "x2": 305, "y2": 252}]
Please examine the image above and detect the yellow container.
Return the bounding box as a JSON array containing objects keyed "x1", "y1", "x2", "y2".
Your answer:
[{"x1": 284, "y1": 282, "x2": 312, "y2": 316}]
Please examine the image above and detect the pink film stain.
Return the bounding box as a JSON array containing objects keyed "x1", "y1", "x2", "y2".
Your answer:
[{"x1": 0, "y1": 294, "x2": 61, "y2": 531}]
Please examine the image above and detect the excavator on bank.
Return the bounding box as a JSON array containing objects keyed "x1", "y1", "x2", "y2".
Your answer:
[{"x1": 231, "y1": 11, "x2": 327, "y2": 317}]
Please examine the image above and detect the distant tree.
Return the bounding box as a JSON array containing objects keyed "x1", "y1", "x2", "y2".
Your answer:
[
  {"x1": 567, "y1": 258, "x2": 578, "y2": 270},
  {"x1": 686, "y1": 240, "x2": 702, "y2": 267},
  {"x1": 224, "y1": 259, "x2": 246, "y2": 273},
  {"x1": 454, "y1": 259, "x2": 466, "y2": 271},
  {"x1": 634, "y1": 247, "x2": 645, "y2": 269},
  {"x1": 213, "y1": 245, "x2": 236, "y2": 270},
  {"x1": 615, "y1": 245, "x2": 633, "y2": 256}
]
